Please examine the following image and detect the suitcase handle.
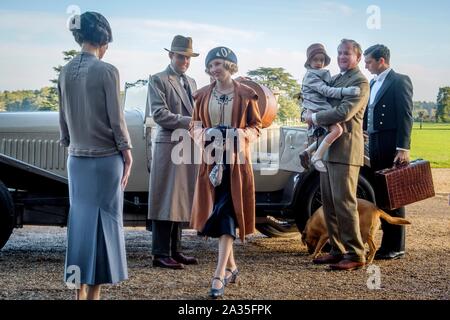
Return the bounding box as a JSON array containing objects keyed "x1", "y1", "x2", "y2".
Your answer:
[
  {"x1": 378, "y1": 158, "x2": 424, "y2": 174},
  {"x1": 392, "y1": 158, "x2": 424, "y2": 169},
  {"x1": 392, "y1": 161, "x2": 409, "y2": 169}
]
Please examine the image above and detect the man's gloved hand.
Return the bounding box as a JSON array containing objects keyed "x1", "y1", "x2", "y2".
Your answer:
[{"x1": 341, "y1": 86, "x2": 361, "y2": 97}]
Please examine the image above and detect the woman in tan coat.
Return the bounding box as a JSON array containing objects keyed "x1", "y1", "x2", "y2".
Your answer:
[{"x1": 189, "y1": 47, "x2": 262, "y2": 299}]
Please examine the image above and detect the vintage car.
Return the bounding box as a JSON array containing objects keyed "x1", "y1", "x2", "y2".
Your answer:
[{"x1": 0, "y1": 79, "x2": 375, "y2": 249}]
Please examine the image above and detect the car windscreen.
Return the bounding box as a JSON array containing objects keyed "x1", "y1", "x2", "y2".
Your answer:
[{"x1": 123, "y1": 79, "x2": 148, "y2": 114}]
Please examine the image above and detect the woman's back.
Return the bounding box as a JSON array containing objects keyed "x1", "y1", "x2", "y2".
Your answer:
[{"x1": 59, "y1": 52, "x2": 130, "y2": 157}]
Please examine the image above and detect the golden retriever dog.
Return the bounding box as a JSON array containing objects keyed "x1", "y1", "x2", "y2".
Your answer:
[{"x1": 301, "y1": 199, "x2": 411, "y2": 264}]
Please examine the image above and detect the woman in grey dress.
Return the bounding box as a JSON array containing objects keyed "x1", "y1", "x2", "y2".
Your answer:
[{"x1": 58, "y1": 12, "x2": 133, "y2": 300}]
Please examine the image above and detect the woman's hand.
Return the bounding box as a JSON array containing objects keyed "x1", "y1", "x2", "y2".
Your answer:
[{"x1": 121, "y1": 149, "x2": 133, "y2": 190}]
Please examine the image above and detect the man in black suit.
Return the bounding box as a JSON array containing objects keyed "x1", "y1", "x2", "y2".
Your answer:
[{"x1": 363, "y1": 44, "x2": 413, "y2": 260}]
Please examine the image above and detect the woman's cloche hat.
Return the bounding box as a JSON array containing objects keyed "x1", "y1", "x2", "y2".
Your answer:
[{"x1": 205, "y1": 47, "x2": 237, "y2": 68}]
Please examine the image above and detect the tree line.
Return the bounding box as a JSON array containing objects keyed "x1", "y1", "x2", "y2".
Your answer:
[
  {"x1": 1, "y1": 50, "x2": 448, "y2": 123},
  {"x1": 0, "y1": 50, "x2": 78, "y2": 113},
  {"x1": 436, "y1": 87, "x2": 450, "y2": 122}
]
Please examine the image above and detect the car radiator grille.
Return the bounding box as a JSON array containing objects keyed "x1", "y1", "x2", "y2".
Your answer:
[{"x1": 1, "y1": 138, "x2": 67, "y2": 171}]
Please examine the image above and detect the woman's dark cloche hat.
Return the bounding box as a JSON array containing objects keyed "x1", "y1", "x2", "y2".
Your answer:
[
  {"x1": 205, "y1": 47, "x2": 238, "y2": 68},
  {"x1": 164, "y1": 35, "x2": 199, "y2": 57}
]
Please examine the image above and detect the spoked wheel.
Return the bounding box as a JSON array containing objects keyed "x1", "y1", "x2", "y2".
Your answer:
[
  {"x1": 295, "y1": 173, "x2": 375, "y2": 233},
  {"x1": 0, "y1": 180, "x2": 14, "y2": 250}
]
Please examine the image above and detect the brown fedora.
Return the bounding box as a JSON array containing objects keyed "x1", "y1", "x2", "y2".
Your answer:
[
  {"x1": 304, "y1": 43, "x2": 331, "y2": 68},
  {"x1": 164, "y1": 35, "x2": 199, "y2": 57}
]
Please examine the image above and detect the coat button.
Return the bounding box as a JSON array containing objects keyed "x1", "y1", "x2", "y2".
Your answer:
[
  {"x1": 382, "y1": 105, "x2": 386, "y2": 108},
  {"x1": 380, "y1": 122, "x2": 383, "y2": 125},
  {"x1": 382, "y1": 113, "x2": 385, "y2": 116}
]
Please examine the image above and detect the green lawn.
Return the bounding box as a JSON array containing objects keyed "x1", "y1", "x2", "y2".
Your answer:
[{"x1": 410, "y1": 122, "x2": 450, "y2": 168}]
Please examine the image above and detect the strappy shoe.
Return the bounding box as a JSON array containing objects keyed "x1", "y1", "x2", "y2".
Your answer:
[
  {"x1": 209, "y1": 277, "x2": 225, "y2": 299},
  {"x1": 224, "y1": 268, "x2": 240, "y2": 286}
]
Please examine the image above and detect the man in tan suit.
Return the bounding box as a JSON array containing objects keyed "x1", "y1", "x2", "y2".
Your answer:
[
  {"x1": 306, "y1": 39, "x2": 370, "y2": 270},
  {"x1": 147, "y1": 35, "x2": 199, "y2": 269}
]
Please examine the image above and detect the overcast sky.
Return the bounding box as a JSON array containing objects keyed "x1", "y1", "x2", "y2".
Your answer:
[{"x1": 1, "y1": 0, "x2": 449, "y2": 101}]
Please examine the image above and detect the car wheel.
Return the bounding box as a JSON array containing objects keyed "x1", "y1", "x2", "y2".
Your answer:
[
  {"x1": 0, "y1": 180, "x2": 14, "y2": 250},
  {"x1": 295, "y1": 173, "x2": 375, "y2": 233},
  {"x1": 295, "y1": 174, "x2": 322, "y2": 233}
]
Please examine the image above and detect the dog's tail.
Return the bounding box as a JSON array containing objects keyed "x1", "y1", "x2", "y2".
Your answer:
[{"x1": 378, "y1": 210, "x2": 411, "y2": 225}]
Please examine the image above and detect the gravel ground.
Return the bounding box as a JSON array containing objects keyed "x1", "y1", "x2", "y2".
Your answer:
[{"x1": 0, "y1": 172, "x2": 449, "y2": 300}]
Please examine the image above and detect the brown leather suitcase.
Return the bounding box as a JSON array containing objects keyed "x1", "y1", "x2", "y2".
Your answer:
[
  {"x1": 235, "y1": 78, "x2": 278, "y2": 128},
  {"x1": 375, "y1": 160, "x2": 435, "y2": 210}
]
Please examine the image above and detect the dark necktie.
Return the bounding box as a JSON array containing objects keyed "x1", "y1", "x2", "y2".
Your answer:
[{"x1": 180, "y1": 74, "x2": 193, "y2": 104}]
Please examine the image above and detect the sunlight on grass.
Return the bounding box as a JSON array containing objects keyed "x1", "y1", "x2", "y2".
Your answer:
[{"x1": 411, "y1": 123, "x2": 450, "y2": 168}]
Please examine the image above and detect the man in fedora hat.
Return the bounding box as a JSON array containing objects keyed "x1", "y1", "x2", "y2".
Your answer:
[{"x1": 147, "y1": 35, "x2": 199, "y2": 269}]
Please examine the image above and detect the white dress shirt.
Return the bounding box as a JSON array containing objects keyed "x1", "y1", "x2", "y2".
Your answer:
[
  {"x1": 369, "y1": 67, "x2": 392, "y2": 105},
  {"x1": 369, "y1": 68, "x2": 408, "y2": 152},
  {"x1": 169, "y1": 64, "x2": 186, "y2": 86}
]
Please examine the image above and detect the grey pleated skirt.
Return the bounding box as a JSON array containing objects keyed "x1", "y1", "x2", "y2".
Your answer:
[{"x1": 64, "y1": 154, "x2": 128, "y2": 285}]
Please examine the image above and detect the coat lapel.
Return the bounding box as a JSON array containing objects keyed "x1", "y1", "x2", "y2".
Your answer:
[
  {"x1": 371, "y1": 69, "x2": 395, "y2": 107},
  {"x1": 166, "y1": 66, "x2": 193, "y2": 115},
  {"x1": 231, "y1": 80, "x2": 246, "y2": 128},
  {"x1": 332, "y1": 67, "x2": 357, "y2": 87},
  {"x1": 330, "y1": 73, "x2": 343, "y2": 86},
  {"x1": 201, "y1": 84, "x2": 214, "y2": 127}
]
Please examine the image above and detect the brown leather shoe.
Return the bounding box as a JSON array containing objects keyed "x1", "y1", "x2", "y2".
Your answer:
[
  {"x1": 313, "y1": 254, "x2": 343, "y2": 264},
  {"x1": 329, "y1": 259, "x2": 365, "y2": 271},
  {"x1": 153, "y1": 256, "x2": 185, "y2": 269},
  {"x1": 173, "y1": 253, "x2": 199, "y2": 265}
]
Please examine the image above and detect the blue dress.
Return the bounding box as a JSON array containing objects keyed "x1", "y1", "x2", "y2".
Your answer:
[
  {"x1": 199, "y1": 152, "x2": 238, "y2": 239},
  {"x1": 64, "y1": 154, "x2": 128, "y2": 285}
]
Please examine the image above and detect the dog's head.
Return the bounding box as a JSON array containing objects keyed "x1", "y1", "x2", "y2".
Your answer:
[
  {"x1": 301, "y1": 207, "x2": 327, "y2": 255},
  {"x1": 301, "y1": 231, "x2": 317, "y2": 255},
  {"x1": 302, "y1": 232, "x2": 319, "y2": 255}
]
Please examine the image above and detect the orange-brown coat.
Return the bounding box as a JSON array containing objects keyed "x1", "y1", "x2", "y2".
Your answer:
[{"x1": 189, "y1": 80, "x2": 262, "y2": 241}]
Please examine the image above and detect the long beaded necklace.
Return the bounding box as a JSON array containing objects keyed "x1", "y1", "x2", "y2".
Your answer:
[{"x1": 212, "y1": 87, "x2": 234, "y2": 125}]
